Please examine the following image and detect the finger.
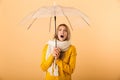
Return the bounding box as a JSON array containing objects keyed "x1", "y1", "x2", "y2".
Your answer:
[
  {"x1": 54, "y1": 47, "x2": 61, "y2": 52},
  {"x1": 55, "y1": 49, "x2": 60, "y2": 54},
  {"x1": 55, "y1": 52, "x2": 60, "y2": 57},
  {"x1": 57, "y1": 47, "x2": 61, "y2": 52},
  {"x1": 54, "y1": 48, "x2": 59, "y2": 53},
  {"x1": 55, "y1": 52, "x2": 59, "y2": 56},
  {"x1": 53, "y1": 49, "x2": 58, "y2": 57},
  {"x1": 53, "y1": 52, "x2": 56, "y2": 57}
]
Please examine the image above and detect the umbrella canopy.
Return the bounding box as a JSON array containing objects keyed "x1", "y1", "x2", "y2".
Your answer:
[{"x1": 22, "y1": 4, "x2": 90, "y2": 47}]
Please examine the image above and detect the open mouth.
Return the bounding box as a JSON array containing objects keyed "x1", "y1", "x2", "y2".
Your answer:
[{"x1": 60, "y1": 35, "x2": 64, "y2": 38}]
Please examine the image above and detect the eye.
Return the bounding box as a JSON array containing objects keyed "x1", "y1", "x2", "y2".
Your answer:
[
  {"x1": 58, "y1": 28, "x2": 62, "y2": 31},
  {"x1": 64, "y1": 29, "x2": 67, "y2": 32}
]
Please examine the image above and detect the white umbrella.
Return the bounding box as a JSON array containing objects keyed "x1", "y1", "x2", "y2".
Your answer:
[{"x1": 22, "y1": 4, "x2": 90, "y2": 47}]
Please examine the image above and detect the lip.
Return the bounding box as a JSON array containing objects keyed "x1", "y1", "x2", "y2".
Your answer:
[{"x1": 60, "y1": 35, "x2": 64, "y2": 38}]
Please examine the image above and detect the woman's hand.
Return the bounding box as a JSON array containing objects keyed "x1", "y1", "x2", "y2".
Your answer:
[{"x1": 52, "y1": 47, "x2": 61, "y2": 59}]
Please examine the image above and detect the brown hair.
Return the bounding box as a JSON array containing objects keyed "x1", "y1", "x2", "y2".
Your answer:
[{"x1": 54, "y1": 24, "x2": 71, "y2": 41}]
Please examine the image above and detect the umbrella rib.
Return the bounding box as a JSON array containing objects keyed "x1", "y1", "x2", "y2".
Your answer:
[
  {"x1": 49, "y1": 16, "x2": 52, "y2": 32},
  {"x1": 27, "y1": 18, "x2": 37, "y2": 30},
  {"x1": 73, "y1": 8, "x2": 90, "y2": 26},
  {"x1": 27, "y1": 8, "x2": 42, "y2": 30},
  {"x1": 79, "y1": 15, "x2": 90, "y2": 26},
  {"x1": 60, "y1": 7, "x2": 73, "y2": 31},
  {"x1": 60, "y1": 5, "x2": 90, "y2": 27},
  {"x1": 64, "y1": 15, "x2": 73, "y2": 30}
]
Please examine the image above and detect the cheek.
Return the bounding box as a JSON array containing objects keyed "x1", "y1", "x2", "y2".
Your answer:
[
  {"x1": 65, "y1": 32, "x2": 68, "y2": 37},
  {"x1": 57, "y1": 31, "x2": 60, "y2": 35}
]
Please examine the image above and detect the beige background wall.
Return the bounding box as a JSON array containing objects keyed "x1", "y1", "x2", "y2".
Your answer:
[{"x1": 0, "y1": 0, "x2": 120, "y2": 80}]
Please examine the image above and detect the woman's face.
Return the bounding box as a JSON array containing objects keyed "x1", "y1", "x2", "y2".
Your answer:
[{"x1": 57, "y1": 26, "x2": 68, "y2": 41}]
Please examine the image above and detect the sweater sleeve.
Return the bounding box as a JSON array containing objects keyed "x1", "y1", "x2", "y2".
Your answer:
[
  {"x1": 56, "y1": 46, "x2": 77, "y2": 74},
  {"x1": 40, "y1": 44, "x2": 54, "y2": 71}
]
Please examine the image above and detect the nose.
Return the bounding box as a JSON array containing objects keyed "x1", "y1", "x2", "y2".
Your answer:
[{"x1": 61, "y1": 30, "x2": 64, "y2": 34}]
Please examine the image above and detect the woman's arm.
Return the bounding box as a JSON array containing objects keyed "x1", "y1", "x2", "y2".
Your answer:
[
  {"x1": 40, "y1": 44, "x2": 54, "y2": 71},
  {"x1": 56, "y1": 46, "x2": 77, "y2": 74}
]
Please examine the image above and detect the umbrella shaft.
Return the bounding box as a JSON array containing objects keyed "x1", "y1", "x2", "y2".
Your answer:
[{"x1": 54, "y1": 16, "x2": 57, "y2": 47}]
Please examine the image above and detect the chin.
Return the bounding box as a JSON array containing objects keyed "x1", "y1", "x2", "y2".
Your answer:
[{"x1": 61, "y1": 39, "x2": 66, "y2": 41}]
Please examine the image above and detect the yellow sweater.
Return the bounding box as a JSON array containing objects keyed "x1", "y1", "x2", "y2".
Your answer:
[{"x1": 40, "y1": 44, "x2": 77, "y2": 80}]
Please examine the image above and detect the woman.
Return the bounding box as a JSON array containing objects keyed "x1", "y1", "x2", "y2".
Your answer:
[{"x1": 40, "y1": 24, "x2": 77, "y2": 80}]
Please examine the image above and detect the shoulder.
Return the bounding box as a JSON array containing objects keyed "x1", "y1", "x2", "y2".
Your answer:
[
  {"x1": 69, "y1": 45, "x2": 77, "y2": 56},
  {"x1": 69, "y1": 45, "x2": 76, "y2": 50},
  {"x1": 42, "y1": 44, "x2": 48, "y2": 51},
  {"x1": 44, "y1": 44, "x2": 48, "y2": 48},
  {"x1": 69, "y1": 45, "x2": 77, "y2": 52}
]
